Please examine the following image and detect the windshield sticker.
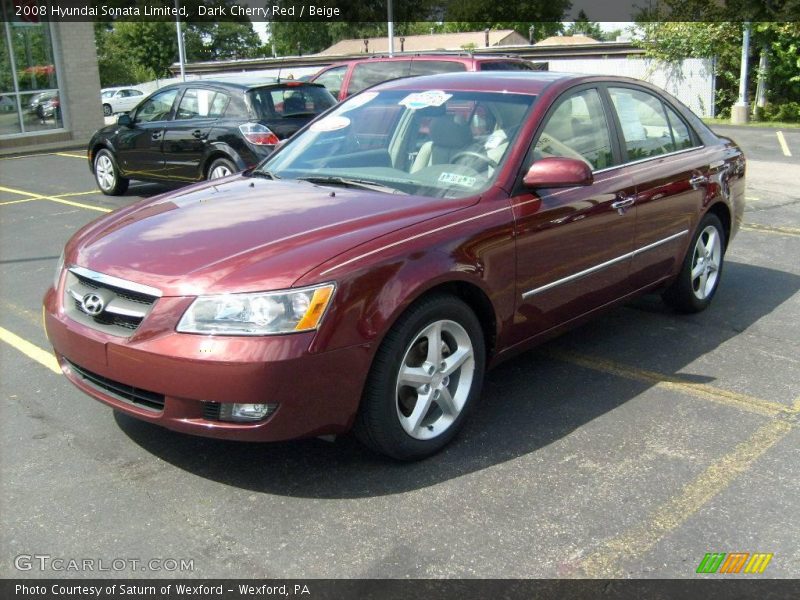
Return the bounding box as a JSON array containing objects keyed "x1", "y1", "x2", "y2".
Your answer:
[
  {"x1": 340, "y1": 91, "x2": 378, "y2": 112},
  {"x1": 438, "y1": 172, "x2": 477, "y2": 188},
  {"x1": 310, "y1": 115, "x2": 351, "y2": 133},
  {"x1": 399, "y1": 90, "x2": 453, "y2": 110}
]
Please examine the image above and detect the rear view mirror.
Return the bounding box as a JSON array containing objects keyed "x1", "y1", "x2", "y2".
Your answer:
[
  {"x1": 117, "y1": 114, "x2": 132, "y2": 128},
  {"x1": 523, "y1": 157, "x2": 593, "y2": 188}
]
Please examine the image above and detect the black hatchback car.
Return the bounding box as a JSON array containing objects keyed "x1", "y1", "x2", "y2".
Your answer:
[{"x1": 88, "y1": 78, "x2": 336, "y2": 195}]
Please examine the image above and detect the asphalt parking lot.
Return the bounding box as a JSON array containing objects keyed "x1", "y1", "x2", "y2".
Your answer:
[{"x1": 0, "y1": 126, "x2": 798, "y2": 579}]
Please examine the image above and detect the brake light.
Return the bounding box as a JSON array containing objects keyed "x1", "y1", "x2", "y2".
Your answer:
[{"x1": 239, "y1": 123, "x2": 279, "y2": 146}]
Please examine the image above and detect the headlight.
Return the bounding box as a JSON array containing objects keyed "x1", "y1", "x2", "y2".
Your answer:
[
  {"x1": 177, "y1": 283, "x2": 335, "y2": 336},
  {"x1": 53, "y1": 249, "x2": 65, "y2": 289}
]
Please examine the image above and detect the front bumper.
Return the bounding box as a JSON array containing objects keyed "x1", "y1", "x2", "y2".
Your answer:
[{"x1": 43, "y1": 286, "x2": 371, "y2": 442}]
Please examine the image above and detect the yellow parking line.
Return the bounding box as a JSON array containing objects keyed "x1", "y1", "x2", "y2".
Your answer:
[
  {"x1": 57, "y1": 191, "x2": 99, "y2": 197},
  {"x1": 0, "y1": 151, "x2": 83, "y2": 161},
  {"x1": 0, "y1": 326, "x2": 60, "y2": 374},
  {"x1": 776, "y1": 131, "x2": 792, "y2": 157},
  {"x1": 548, "y1": 349, "x2": 791, "y2": 417},
  {"x1": 0, "y1": 185, "x2": 110, "y2": 213},
  {"x1": 579, "y1": 418, "x2": 793, "y2": 577},
  {"x1": 741, "y1": 223, "x2": 800, "y2": 236},
  {"x1": 47, "y1": 197, "x2": 111, "y2": 212},
  {"x1": 0, "y1": 197, "x2": 39, "y2": 206}
]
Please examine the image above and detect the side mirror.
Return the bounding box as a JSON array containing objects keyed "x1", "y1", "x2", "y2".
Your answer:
[
  {"x1": 523, "y1": 157, "x2": 593, "y2": 188},
  {"x1": 117, "y1": 114, "x2": 133, "y2": 128}
]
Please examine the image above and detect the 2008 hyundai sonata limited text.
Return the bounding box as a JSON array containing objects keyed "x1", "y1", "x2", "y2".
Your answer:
[{"x1": 44, "y1": 72, "x2": 745, "y2": 460}]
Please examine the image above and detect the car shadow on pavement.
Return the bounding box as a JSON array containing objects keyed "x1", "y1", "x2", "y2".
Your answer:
[{"x1": 115, "y1": 260, "x2": 799, "y2": 498}]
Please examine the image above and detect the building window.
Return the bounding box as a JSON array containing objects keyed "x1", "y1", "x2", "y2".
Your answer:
[{"x1": 0, "y1": 1, "x2": 63, "y2": 137}]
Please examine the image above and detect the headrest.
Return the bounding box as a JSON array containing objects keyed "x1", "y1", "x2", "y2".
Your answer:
[{"x1": 430, "y1": 116, "x2": 472, "y2": 149}]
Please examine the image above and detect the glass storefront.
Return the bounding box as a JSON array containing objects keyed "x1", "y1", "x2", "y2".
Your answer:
[{"x1": 0, "y1": 1, "x2": 63, "y2": 138}]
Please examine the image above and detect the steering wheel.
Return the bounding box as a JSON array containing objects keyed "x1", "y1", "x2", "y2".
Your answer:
[{"x1": 451, "y1": 151, "x2": 498, "y2": 169}]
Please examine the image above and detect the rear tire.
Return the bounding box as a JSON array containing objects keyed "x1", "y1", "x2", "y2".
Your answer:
[
  {"x1": 662, "y1": 213, "x2": 726, "y2": 313},
  {"x1": 93, "y1": 149, "x2": 129, "y2": 196},
  {"x1": 354, "y1": 294, "x2": 485, "y2": 461},
  {"x1": 207, "y1": 157, "x2": 236, "y2": 180}
]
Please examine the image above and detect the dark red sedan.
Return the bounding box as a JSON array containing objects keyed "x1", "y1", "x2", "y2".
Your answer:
[{"x1": 44, "y1": 72, "x2": 745, "y2": 460}]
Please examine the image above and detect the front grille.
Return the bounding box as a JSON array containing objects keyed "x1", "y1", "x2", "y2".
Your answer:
[
  {"x1": 203, "y1": 402, "x2": 222, "y2": 421},
  {"x1": 63, "y1": 267, "x2": 160, "y2": 336},
  {"x1": 67, "y1": 360, "x2": 165, "y2": 412}
]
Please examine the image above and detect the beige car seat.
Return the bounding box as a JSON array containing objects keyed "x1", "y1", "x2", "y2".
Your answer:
[{"x1": 410, "y1": 116, "x2": 473, "y2": 173}]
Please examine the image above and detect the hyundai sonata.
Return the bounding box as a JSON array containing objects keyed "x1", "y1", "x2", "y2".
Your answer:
[{"x1": 45, "y1": 72, "x2": 745, "y2": 460}]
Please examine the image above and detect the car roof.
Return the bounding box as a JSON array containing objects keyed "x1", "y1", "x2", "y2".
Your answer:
[
  {"x1": 321, "y1": 52, "x2": 529, "y2": 67},
  {"x1": 167, "y1": 78, "x2": 328, "y2": 91},
  {"x1": 373, "y1": 71, "x2": 650, "y2": 95}
]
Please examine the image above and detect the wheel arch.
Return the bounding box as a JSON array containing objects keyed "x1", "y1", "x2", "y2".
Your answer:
[
  {"x1": 706, "y1": 201, "x2": 732, "y2": 250},
  {"x1": 407, "y1": 280, "x2": 498, "y2": 362},
  {"x1": 89, "y1": 141, "x2": 114, "y2": 172}
]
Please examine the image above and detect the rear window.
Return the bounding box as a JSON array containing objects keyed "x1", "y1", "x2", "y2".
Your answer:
[
  {"x1": 348, "y1": 60, "x2": 412, "y2": 97},
  {"x1": 479, "y1": 61, "x2": 536, "y2": 71},
  {"x1": 248, "y1": 85, "x2": 335, "y2": 119},
  {"x1": 409, "y1": 60, "x2": 468, "y2": 76}
]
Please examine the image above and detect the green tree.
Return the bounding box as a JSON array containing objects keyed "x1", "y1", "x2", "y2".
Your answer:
[
  {"x1": 636, "y1": 21, "x2": 800, "y2": 120},
  {"x1": 184, "y1": 22, "x2": 264, "y2": 62},
  {"x1": 564, "y1": 10, "x2": 604, "y2": 40},
  {"x1": 113, "y1": 21, "x2": 177, "y2": 79}
]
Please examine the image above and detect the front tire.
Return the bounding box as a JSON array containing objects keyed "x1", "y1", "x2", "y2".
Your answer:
[
  {"x1": 662, "y1": 213, "x2": 726, "y2": 313},
  {"x1": 93, "y1": 149, "x2": 129, "y2": 196},
  {"x1": 355, "y1": 294, "x2": 485, "y2": 460},
  {"x1": 103, "y1": 103, "x2": 112, "y2": 116}
]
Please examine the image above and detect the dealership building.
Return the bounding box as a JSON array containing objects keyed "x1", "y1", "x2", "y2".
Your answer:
[{"x1": 0, "y1": 11, "x2": 102, "y2": 156}]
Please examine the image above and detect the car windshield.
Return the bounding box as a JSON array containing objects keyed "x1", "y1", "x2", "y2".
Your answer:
[
  {"x1": 248, "y1": 85, "x2": 336, "y2": 119},
  {"x1": 256, "y1": 89, "x2": 536, "y2": 199},
  {"x1": 101, "y1": 90, "x2": 116, "y2": 99}
]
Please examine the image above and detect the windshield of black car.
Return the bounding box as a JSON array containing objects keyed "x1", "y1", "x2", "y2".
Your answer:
[
  {"x1": 248, "y1": 85, "x2": 336, "y2": 120},
  {"x1": 256, "y1": 89, "x2": 536, "y2": 199}
]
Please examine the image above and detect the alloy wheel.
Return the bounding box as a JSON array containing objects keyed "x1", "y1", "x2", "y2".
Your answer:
[{"x1": 395, "y1": 319, "x2": 475, "y2": 440}]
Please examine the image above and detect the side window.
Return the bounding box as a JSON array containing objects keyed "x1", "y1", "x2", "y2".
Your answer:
[
  {"x1": 664, "y1": 103, "x2": 694, "y2": 151},
  {"x1": 224, "y1": 95, "x2": 250, "y2": 119},
  {"x1": 609, "y1": 87, "x2": 676, "y2": 161},
  {"x1": 314, "y1": 65, "x2": 347, "y2": 99},
  {"x1": 176, "y1": 88, "x2": 220, "y2": 120},
  {"x1": 348, "y1": 61, "x2": 411, "y2": 97},
  {"x1": 134, "y1": 88, "x2": 178, "y2": 123},
  {"x1": 534, "y1": 88, "x2": 614, "y2": 170},
  {"x1": 208, "y1": 92, "x2": 229, "y2": 118}
]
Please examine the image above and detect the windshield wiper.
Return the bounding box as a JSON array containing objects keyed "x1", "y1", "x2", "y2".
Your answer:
[
  {"x1": 249, "y1": 169, "x2": 280, "y2": 180},
  {"x1": 296, "y1": 176, "x2": 406, "y2": 195}
]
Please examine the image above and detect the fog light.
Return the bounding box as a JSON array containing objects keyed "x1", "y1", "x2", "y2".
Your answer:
[{"x1": 218, "y1": 403, "x2": 277, "y2": 422}]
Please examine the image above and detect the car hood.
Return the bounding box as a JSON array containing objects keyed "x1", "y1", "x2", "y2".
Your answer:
[{"x1": 69, "y1": 176, "x2": 475, "y2": 296}]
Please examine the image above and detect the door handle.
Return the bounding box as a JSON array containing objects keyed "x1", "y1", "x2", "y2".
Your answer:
[
  {"x1": 689, "y1": 175, "x2": 707, "y2": 187},
  {"x1": 192, "y1": 129, "x2": 207, "y2": 140},
  {"x1": 611, "y1": 197, "x2": 635, "y2": 214},
  {"x1": 151, "y1": 132, "x2": 162, "y2": 140}
]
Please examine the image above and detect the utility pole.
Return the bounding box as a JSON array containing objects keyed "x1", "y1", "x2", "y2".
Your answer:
[
  {"x1": 731, "y1": 22, "x2": 751, "y2": 124},
  {"x1": 387, "y1": 0, "x2": 394, "y2": 56},
  {"x1": 175, "y1": 0, "x2": 186, "y2": 82}
]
